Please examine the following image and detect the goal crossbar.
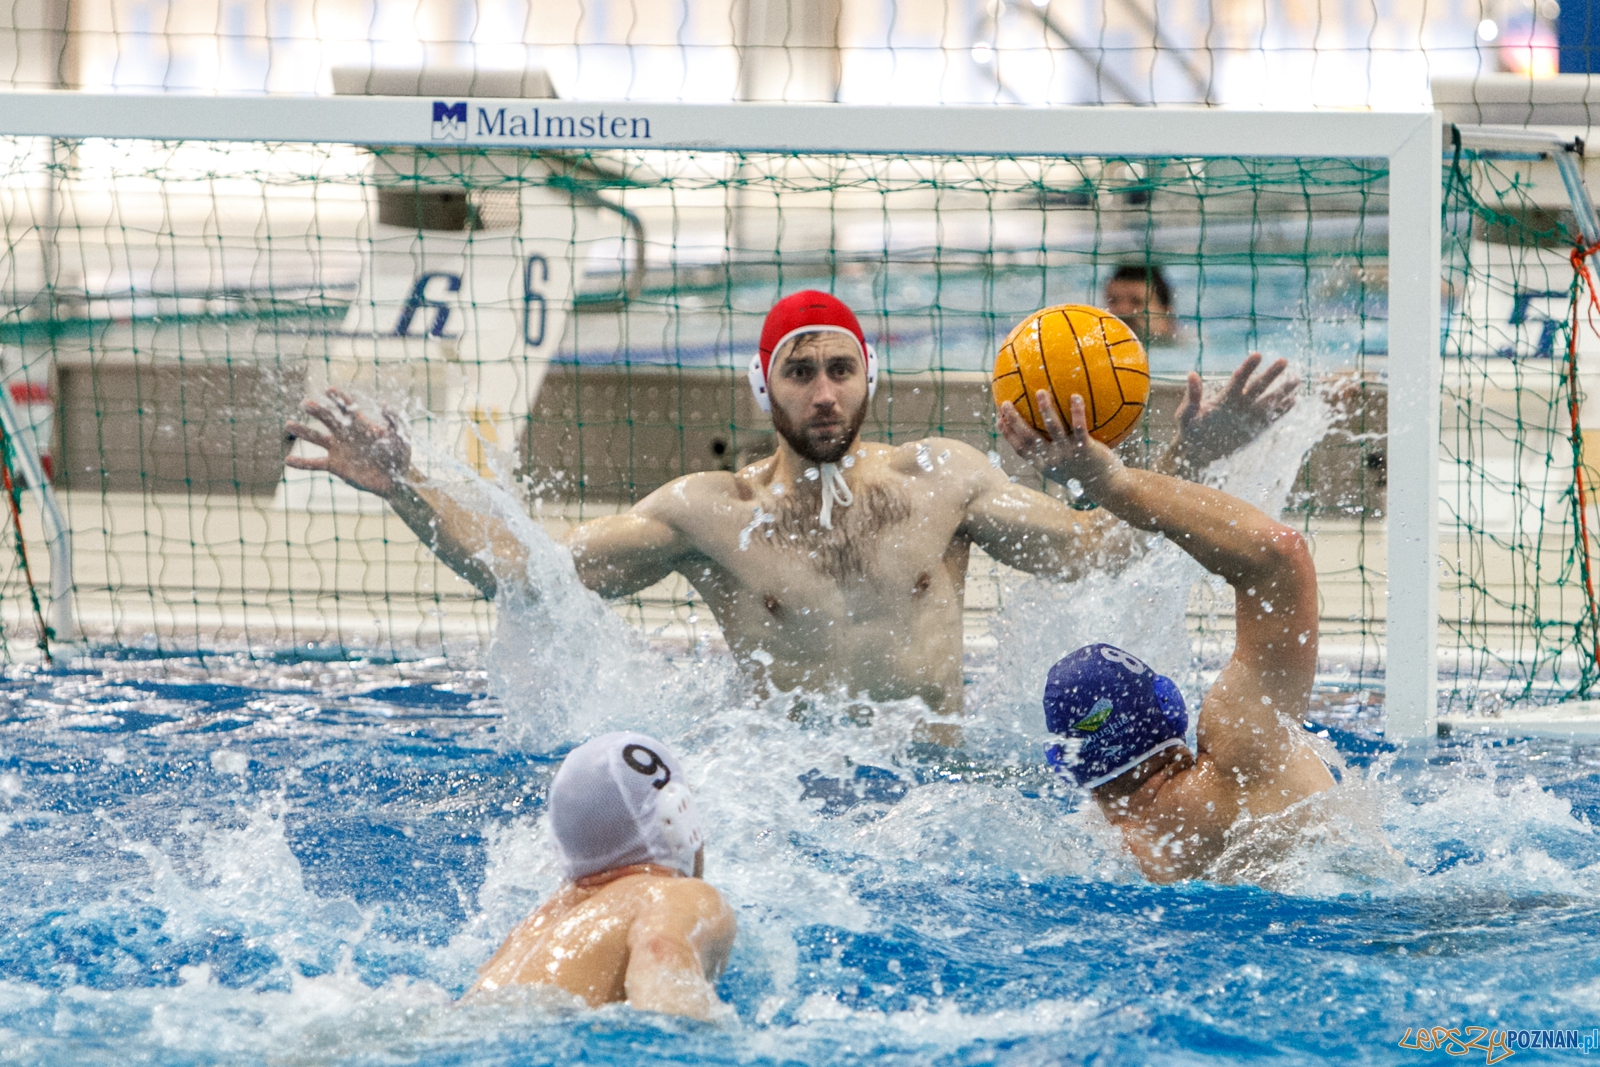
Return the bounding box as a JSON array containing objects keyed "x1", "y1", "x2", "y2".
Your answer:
[{"x1": 0, "y1": 93, "x2": 1432, "y2": 159}]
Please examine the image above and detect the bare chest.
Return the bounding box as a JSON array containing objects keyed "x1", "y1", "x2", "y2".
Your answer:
[{"x1": 705, "y1": 480, "x2": 962, "y2": 602}]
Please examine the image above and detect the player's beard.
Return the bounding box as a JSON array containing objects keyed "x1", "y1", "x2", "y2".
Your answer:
[{"x1": 770, "y1": 392, "x2": 869, "y2": 465}]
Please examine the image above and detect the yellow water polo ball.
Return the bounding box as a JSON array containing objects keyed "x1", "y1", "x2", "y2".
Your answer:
[{"x1": 992, "y1": 304, "x2": 1150, "y2": 447}]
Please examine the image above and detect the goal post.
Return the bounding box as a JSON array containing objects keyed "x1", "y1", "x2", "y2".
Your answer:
[
  {"x1": 0, "y1": 95, "x2": 1440, "y2": 736},
  {"x1": 1383, "y1": 111, "x2": 1445, "y2": 740}
]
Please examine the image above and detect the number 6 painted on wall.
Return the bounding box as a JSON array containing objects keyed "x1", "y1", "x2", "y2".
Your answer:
[
  {"x1": 395, "y1": 272, "x2": 461, "y2": 337},
  {"x1": 524, "y1": 254, "x2": 548, "y2": 347}
]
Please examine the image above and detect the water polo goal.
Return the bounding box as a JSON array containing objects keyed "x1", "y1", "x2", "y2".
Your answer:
[{"x1": 0, "y1": 95, "x2": 1476, "y2": 734}]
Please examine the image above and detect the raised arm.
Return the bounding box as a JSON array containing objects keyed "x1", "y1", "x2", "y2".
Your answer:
[
  {"x1": 286, "y1": 389, "x2": 693, "y2": 601},
  {"x1": 567, "y1": 486, "x2": 699, "y2": 599},
  {"x1": 623, "y1": 880, "x2": 736, "y2": 1021},
  {"x1": 1152, "y1": 353, "x2": 1299, "y2": 478},
  {"x1": 964, "y1": 354, "x2": 1295, "y2": 578},
  {"x1": 959, "y1": 465, "x2": 1133, "y2": 583},
  {"x1": 1000, "y1": 390, "x2": 1320, "y2": 780},
  {"x1": 286, "y1": 390, "x2": 525, "y2": 596}
]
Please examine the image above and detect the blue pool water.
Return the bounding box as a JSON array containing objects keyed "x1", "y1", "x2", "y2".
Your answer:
[
  {"x1": 563, "y1": 261, "x2": 1385, "y2": 376},
  {"x1": 1, "y1": 648, "x2": 1597, "y2": 1066},
  {"x1": 3, "y1": 391, "x2": 1597, "y2": 1066}
]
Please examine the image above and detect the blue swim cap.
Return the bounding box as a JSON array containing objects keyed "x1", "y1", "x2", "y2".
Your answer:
[{"x1": 1042, "y1": 643, "x2": 1188, "y2": 789}]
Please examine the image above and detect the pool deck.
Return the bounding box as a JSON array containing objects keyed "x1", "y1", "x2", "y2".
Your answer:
[
  {"x1": 0, "y1": 492, "x2": 1386, "y2": 662},
  {"x1": 1, "y1": 490, "x2": 1590, "y2": 723},
  {"x1": 1438, "y1": 702, "x2": 1600, "y2": 739}
]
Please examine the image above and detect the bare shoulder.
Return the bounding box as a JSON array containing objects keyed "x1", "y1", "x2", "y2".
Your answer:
[
  {"x1": 883, "y1": 437, "x2": 1001, "y2": 488},
  {"x1": 1149, "y1": 753, "x2": 1232, "y2": 816},
  {"x1": 882, "y1": 439, "x2": 1012, "y2": 525},
  {"x1": 634, "y1": 470, "x2": 750, "y2": 523},
  {"x1": 620, "y1": 876, "x2": 734, "y2": 938},
  {"x1": 607, "y1": 872, "x2": 726, "y2": 907},
  {"x1": 884, "y1": 436, "x2": 993, "y2": 469},
  {"x1": 653, "y1": 876, "x2": 731, "y2": 916}
]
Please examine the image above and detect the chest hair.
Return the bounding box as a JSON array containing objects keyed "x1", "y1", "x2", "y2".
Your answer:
[{"x1": 766, "y1": 480, "x2": 913, "y2": 583}]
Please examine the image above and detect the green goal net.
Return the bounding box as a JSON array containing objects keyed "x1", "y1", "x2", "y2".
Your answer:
[
  {"x1": 1439, "y1": 141, "x2": 1600, "y2": 711},
  {"x1": 0, "y1": 124, "x2": 1395, "y2": 678}
]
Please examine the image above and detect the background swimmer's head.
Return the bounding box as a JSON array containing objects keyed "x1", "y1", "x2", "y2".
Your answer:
[
  {"x1": 548, "y1": 731, "x2": 706, "y2": 882},
  {"x1": 1103, "y1": 263, "x2": 1177, "y2": 346},
  {"x1": 1042, "y1": 644, "x2": 1189, "y2": 795}
]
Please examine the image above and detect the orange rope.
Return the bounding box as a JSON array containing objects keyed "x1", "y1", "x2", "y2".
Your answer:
[
  {"x1": 1565, "y1": 237, "x2": 1600, "y2": 672},
  {"x1": 0, "y1": 424, "x2": 50, "y2": 664}
]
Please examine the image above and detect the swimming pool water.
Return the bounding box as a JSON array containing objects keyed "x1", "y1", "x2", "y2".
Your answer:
[
  {"x1": 2, "y1": 382, "x2": 1596, "y2": 1066},
  {"x1": 0, "y1": 646, "x2": 1597, "y2": 1067},
  {"x1": 563, "y1": 261, "x2": 1385, "y2": 376}
]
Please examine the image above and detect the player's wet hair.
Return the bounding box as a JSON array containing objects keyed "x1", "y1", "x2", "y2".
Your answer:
[{"x1": 1110, "y1": 264, "x2": 1173, "y2": 311}]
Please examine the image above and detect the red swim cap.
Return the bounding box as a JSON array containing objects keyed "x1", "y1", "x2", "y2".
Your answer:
[
  {"x1": 757, "y1": 290, "x2": 868, "y2": 379},
  {"x1": 749, "y1": 290, "x2": 877, "y2": 414}
]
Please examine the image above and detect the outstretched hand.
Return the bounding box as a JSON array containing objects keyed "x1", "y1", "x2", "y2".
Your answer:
[
  {"x1": 285, "y1": 388, "x2": 412, "y2": 497},
  {"x1": 1169, "y1": 352, "x2": 1297, "y2": 472},
  {"x1": 998, "y1": 390, "x2": 1125, "y2": 497}
]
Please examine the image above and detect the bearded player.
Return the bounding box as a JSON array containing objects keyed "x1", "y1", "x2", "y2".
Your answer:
[{"x1": 286, "y1": 291, "x2": 1293, "y2": 717}]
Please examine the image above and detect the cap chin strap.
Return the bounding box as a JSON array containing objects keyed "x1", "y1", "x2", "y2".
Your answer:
[
  {"x1": 747, "y1": 327, "x2": 878, "y2": 415},
  {"x1": 1048, "y1": 736, "x2": 1187, "y2": 791},
  {"x1": 817, "y1": 463, "x2": 853, "y2": 530}
]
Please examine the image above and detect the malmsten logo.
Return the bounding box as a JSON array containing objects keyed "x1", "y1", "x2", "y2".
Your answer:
[
  {"x1": 430, "y1": 103, "x2": 653, "y2": 142},
  {"x1": 432, "y1": 101, "x2": 468, "y2": 140}
]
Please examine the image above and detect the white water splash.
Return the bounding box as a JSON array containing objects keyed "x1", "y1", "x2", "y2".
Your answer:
[
  {"x1": 10, "y1": 376, "x2": 1592, "y2": 1062},
  {"x1": 420, "y1": 458, "x2": 737, "y2": 751}
]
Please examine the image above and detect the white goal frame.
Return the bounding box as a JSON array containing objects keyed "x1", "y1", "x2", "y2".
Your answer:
[{"x1": 0, "y1": 94, "x2": 1443, "y2": 738}]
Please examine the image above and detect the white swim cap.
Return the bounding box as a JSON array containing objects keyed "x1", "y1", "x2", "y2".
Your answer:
[{"x1": 547, "y1": 731, "x2": 705, "y2": 881}]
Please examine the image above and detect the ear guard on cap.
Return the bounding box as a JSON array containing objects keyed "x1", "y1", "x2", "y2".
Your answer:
[
  {"x1": 648, "y1": 779, "x2": 703, "y2": 873},
  {"x1": 1151, "y1": 674, "x2": 1186, "y2": 721},
  {"x1": 747, "y1": 352, "x2": 770, "y2": 413},
  {"x1": 748, "y1": 333, "x2": 878, "y2": 415}
]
